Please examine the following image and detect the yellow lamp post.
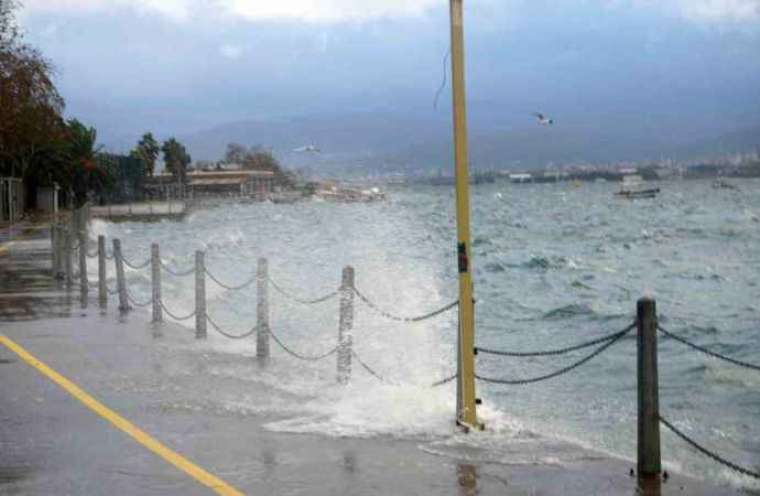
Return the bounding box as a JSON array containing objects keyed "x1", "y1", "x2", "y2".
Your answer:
[{"x1": 449, "y1": 0, "x2": 480, "y2": 430}]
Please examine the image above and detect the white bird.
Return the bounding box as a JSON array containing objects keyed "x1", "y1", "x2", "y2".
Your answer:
[
  {"x1": 293, "y1": 144, "x2": 321, "y2": 153},
  {"x1": 533, "y1": 112, "x2": 554, "y2": 125}
]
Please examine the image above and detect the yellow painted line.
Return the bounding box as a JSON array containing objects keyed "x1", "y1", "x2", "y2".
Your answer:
[
  {"x1": 0, "y1": 335, "x2": 245, "y2": 496},
  {"x1": 0, "y1": 224, "x2": 48, "y2": 257}
]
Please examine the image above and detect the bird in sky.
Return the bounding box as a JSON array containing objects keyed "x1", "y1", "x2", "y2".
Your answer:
[
  {"x1": 533, "y1": 112, "x2": 554, "y2": 125},
  {"x1": 293, "y1": 144, "x2": 321, "y2": 153}
]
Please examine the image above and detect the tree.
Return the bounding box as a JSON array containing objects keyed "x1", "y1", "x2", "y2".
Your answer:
[
  {"x1": 0, "y1": 0, "x2": 65, "y2": 180},
  {"x1": 64, "y1": 119, "x2": 107, "y2": 207},
  {"x1": 131, "y1": 132, "x2": 159, "y2": 176},
  {"x1": 162, "y1": 138, "x2": 191, "y2": 183},
  {"x1": 0, "y1": 1, "x2": 113, "y2": 209},
  {"x1": 224, "y1": 143, "x2": 247, "y2": 165},
  {"x1": 222, "y1": 142, "x2": 290, "y2": 183}
]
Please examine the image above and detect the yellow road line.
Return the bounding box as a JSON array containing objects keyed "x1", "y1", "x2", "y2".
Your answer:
[
  {"x1": 0, "y1": 335, "x2": 245, "y2": 496},
  {"x1": 0, "y1": 224, "x2": 48, "y2": 257}
]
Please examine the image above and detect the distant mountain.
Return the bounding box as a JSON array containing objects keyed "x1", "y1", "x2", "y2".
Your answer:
[
  {"x1": 180, "y1": 110, "x2": 760, "y2": 175},
  {"x1": 673, "y1": 125, "x2": 760, "y2": 160}
]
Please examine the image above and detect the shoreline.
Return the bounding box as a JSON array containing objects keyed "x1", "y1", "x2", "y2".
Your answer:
[{"x1": 0, "y1": 223, "x2": 747, "y2": 495}]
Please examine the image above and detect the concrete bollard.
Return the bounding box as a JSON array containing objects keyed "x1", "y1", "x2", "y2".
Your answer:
[
  {"x1": 151, "y1": 243, "x2": 162, "y2": 323},
  {"x1": 98, "y1": 235, "x2": 107, "y2": 308},
  {"x1": 50, "y1": 222, "x2": 58, "y2": 276},
  {"x1": 78, "y1": 230, "x2": 88, "y2": 303},
  {"x1": 637, "y1": 297, "x2": 661, "y2": 477},
  {"x1": 337, "y1": 266, "x2": 355, "y2": 385},
  {"x1": 256, "y1": 258, "x2": 270, "y2": 359},
  {"x1": 195, "y1": 250, "x2": 206, "y2": 339},
  {"x1": 54, "y1": 224, "x2": 65, "y2": 280},
  {"x1": 113, "y1": 239, "x2": 129, "y2": 312},
  {"x1": 64, "y1": 228, "x2": 73, "y2": 288}
]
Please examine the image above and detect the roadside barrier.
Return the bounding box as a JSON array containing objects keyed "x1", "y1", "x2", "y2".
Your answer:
[
  {"x1": 72, "y1": 234, "x2": 459, "y2": 387},
  {"x1": 473, "y1": 297, "x2": 760, "y2": 481},
  {"x1": 49, "y1": 209, "x2": 760, "y2": 483}
]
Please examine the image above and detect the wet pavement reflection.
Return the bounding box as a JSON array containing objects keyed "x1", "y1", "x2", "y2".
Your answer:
[{"x1": 457, "y1": 463, "x2": 478, "y2": 496}]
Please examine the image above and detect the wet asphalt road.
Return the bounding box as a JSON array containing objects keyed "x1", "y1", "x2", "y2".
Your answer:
[{"x1": 0, "y1": 226, "x2": 742, "y2": 496}]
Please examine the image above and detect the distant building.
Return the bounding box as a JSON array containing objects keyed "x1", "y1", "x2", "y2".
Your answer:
[{"x1": 144, "y1": 170, "x2": 274, "y2": 199}]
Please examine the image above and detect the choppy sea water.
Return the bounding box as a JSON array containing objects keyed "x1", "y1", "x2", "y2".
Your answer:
[{"x1": 91, "y1": 179, "x2": 760, "y2": 490}]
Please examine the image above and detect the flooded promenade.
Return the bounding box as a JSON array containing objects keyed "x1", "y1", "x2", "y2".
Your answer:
[{"x1": 0, "y1": 221, "x2": 745, "y2": 495}]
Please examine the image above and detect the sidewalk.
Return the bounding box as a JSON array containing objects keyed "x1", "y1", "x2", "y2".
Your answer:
[{"x1": 0, "y1": 225, "x2": 741, "y2": 495}]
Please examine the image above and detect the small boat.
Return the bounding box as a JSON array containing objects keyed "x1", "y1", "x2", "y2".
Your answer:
[
  {"x1": 712, "y1": 179, "x2": 739, "y2": 191},
  {"x1": 315, "y1": 185, "x2": 386, "y2": 203},
  {"x1": 615, "y1": 175, "x2": 660, "y2": 199}
]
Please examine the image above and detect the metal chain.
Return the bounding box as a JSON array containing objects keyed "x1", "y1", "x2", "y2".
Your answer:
[
  {"x1": 126, "y1": 288, "x2": 152, "y2": 308},
  {"x1": 119, "y1": 253, "x2": 152, "y2": 270},
  {"x1": 159, "y1": 300, "x2": 196, "y2": 321},
  {"x1": 159, "y1": 260, "x2": 195, "y2": 277},
  {"x1": 206, "y1": 314, "x2": 257, "y2": 339},
  {"x1": 477, "y1": 323, "x2": 636, "y2": 357},
  {"x1": 104, "y1": 252, "x2": 115, "y2": 261},
  {"x1": 268, "y1": 276, "x2": 339, "y2": 305},
  {"x1": 268, "y1": 329, "x2": 339, "y2": 362},
  {"x1": 205, "y1": 268, "x2": 257, "y2": 291},
  {"x1": 106, "y1": 283, "x2": 119, "y2": 295},
  {"x1": 659, "y1": 415, "x2": 760, "y2": 480},
  {"x1": 475, "y1": 325, "x2": 633, "y2": 385},
  {"x1": 658, "y1": 325, "x2": 760, "y2": 372},
  {"x1": 431, "y1": 374, "x2": 457, "y2": 387},
  {"x1": 348, "y1": 352, "x2": 457, "y2": 388},
  {"x1": 350, "y1": 350, "x2": 386, "y2": 382},
  {"x1": 86, "y1": 247, "x2": 98, "y2": 258},
  {"x1": 352, "y1": 286, "x2": 458, "y2": 323}
]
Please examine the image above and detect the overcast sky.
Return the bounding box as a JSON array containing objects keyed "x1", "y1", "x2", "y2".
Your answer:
[{"x1": 18, "y1": 0, "x2": 760, "y2": 153}]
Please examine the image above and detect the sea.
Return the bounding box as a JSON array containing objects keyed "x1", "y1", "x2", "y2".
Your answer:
[{"x1": 90, "y1": 178, "x2": 760, "y2": 491}]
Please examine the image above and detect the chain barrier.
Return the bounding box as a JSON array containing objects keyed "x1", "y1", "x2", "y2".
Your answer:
[
  {"x1": 205, "y1": 268, "x2": 257, "y2": 291},
  {"x1": 431, "y1": 374, "x2": 457, "y2": 387},
  {"x1": 659, "y1": 415, "x2": 760, "y2": 480},
  {"x1": 352, "y1": 286, "x2": 458, "y2": 323},
  {"x1": 159, "y1": 300, "x2": 196, "y2": 321},
  {"x1": 206, "y1": 314, "x2": 257, "y2": 339},
  {"x1": 475, "y1": 324, "x2": 633, "y2": 385},
  {"x1": 349, "y1": 351, "x2": 457, "y2": 388},
  {"x1": 351, "y1": 350, "x2": 387, "y2": 382},
  {"x1": 119, "y1": 253, "x2": 152, "y2": 271},
  {"x1": 104, "y1": 252, "x2": 115, "y2": 261},
  {"x1": 86, "y1": 247, "x2": 98, "y2": 258},
  {"x1": 126, "y1": 288, "x2": 152, "y2": 308},
  {"x1": 106, "y1": 283, "x2": 119, "y2": 295},
  {"x1": 268, "y1": 276, "x2": 339, "y2": 305},
  {"x1": 159, "y1": 260, "x2": 195, "y2": 277},
  {"x1": 658, "y1": 325, "x2": 760, "y2": 372},
  {"x1": 477, "y1": 323, "x2": 636, "y2": 357},
  {"x1": 268, "y1": 329, "x2": 339, "y2": 362}
]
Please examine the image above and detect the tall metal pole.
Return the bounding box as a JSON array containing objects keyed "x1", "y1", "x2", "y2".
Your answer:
[{"x1": 449, "y1": 0, "x2": 479, "y2": 429}]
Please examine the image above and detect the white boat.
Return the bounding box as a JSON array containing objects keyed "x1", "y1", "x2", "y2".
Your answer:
[{"x1": 615, "y1": 175, "x2": 660, "y2": 199}]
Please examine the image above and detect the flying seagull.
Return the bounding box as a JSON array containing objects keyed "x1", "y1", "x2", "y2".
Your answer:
[
  {"x1": 293, "y1": 144, "x2": 321, "y2": 153},
  {"x1": 533, "y1": 112, "x2": 554, "y2": 125}
]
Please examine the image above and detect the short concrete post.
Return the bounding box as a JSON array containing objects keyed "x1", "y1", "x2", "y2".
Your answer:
[
  {"x1": 98, "y1": 235, "x2": 107, "y2": 308},
  {"x1": 78, "y1": 229, "x2": 88, "y2": 302},
  {"x1": 151, "y1": 243, "x2": 162, "y2": 323},
  {"x1": 113, "y1": 239, "x2": 129, "y2": 312},
  {"x1": 256, "y1": 258, "x2": 270, "y2": 359},
  {"x1": 64, "y1": 228, "x2": 73, "y2": 288},
  {"x1": 54, "y1": 225, "x2": 65, "y2": 279},
  {"x1": 195, "y1": 250, "x2": 206, "y2": 339},
  {"x1": 50, "y1": 222, "x2": 58, "y2": 276},
  {"x1": 337, "y1": 266, "x2": 354, "y2": 384},
  {"x1": 637, "y1": 297, "x2": 661, "y2": 477}
]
